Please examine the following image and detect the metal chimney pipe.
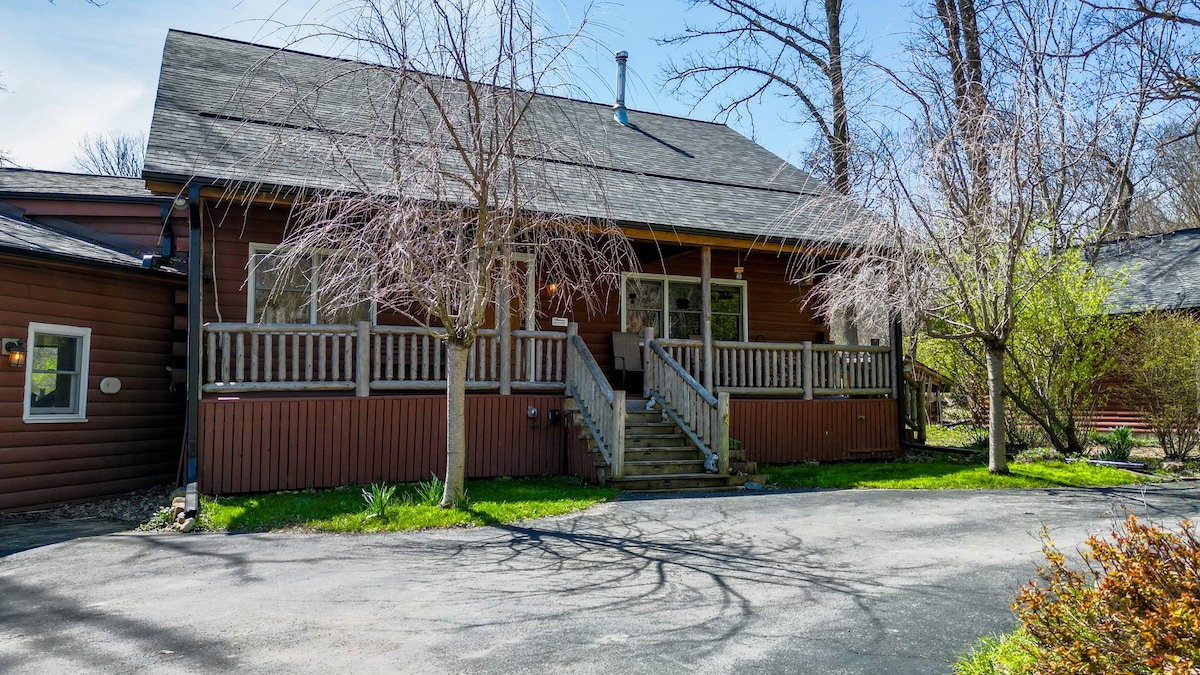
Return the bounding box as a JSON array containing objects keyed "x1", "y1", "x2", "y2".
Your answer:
[{"x1": 613, "y1": 50, "x2": 629, "y2": 126}]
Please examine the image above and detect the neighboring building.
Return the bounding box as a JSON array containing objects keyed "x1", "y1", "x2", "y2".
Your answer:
[
  {"x1": 142, "y1": 31, "x2": 914, "y2": 496},
  {"x1": 0, "y1": 170, "x2": 188, "y2": 510},
  {"x1": 1090, "y1": 227, "x2": 1200, "y2": 432}
]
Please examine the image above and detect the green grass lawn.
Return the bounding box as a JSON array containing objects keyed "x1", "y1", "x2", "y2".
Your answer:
[
  {"x1": 763, "y1": 460, "x2": 1149, "y2": 490},
  {"x1": 198, "y1": 476, "x2": 618, "y2": 533}
]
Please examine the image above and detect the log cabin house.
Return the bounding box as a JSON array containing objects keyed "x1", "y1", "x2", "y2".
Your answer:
[
  {"x1": 143, "y1": 31, "x2": 919, "y2": 498},
  {"x1": 0, "y1": 170, "x2": 188, "y2": 510}
]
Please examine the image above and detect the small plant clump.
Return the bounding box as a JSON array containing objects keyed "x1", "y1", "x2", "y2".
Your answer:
[
  {"x1": 1014, "y1": 515, "x2": 1200, "y2": 674},
  {"x1": 1012, "y1": 447, "x2": 1065, "y2": 465},
  {"x1": 1097, "y1": 426, "x2": 1135, "y2": 462},
  {"x1": 361, "y1": 482, "x2": 397, "y2": 519}
]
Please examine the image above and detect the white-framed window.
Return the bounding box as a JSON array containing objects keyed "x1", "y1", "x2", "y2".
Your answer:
[
  {"x1": 23, "y1": 322, "x2": 91, "y2": 423},
  {"x1": 247, "y1": 243, "x2": 374, "y2": 325},
  {"x1": 620, "y1": 272, "x2": 747, "y2": 341}
]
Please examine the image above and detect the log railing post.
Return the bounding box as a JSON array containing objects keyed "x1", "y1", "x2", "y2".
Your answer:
[
  {"x1": 611, "y1": 390, "x2": 626, "y2": 479},
  {"x1": 565, "y1": 322, "x2": 578, "y2": 386},
  {"x1": 498, "y1": 256, "x2": 512, "y2": 395},
  {"x1": 356, "y1": 321, "x2": 371, "y2": 397},
  {"x1": 643, "y1": 326, "x2": 654, "y2": 398},
  {"x1": 701, "y1": 246, "x2": 714, "y2": 394},
  {"x1": 717, "y1": 391, "x2": 730, "y2": 475},
  {"x1": 802, "y1": 340, "x2": 813, "y2": 400}
]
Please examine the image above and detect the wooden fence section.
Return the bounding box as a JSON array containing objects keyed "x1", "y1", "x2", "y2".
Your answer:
[
  {"x1": 197, "y1": 394, "x2": 566, "y2": 494},
  {"x1": 730, "y1": 399, "x2": 901, "y2": 464}
]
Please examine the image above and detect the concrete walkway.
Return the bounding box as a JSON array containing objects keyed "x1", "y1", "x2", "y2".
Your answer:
[{"x1": 1, "y1": 484, "x2": 1196, "y2": 674}]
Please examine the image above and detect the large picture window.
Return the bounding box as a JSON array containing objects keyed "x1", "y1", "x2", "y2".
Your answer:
[
  {"x1": 248, "y1": 244, "x2": 373, "y2": 325},
  {"x1": 622, "y1": 273, "x2": 746, "y2": 341},
  {"x1": 23, "y1": 323, "x2": 91, "y2": 423}
]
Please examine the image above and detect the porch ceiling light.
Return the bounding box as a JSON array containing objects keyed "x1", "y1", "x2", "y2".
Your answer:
[{"x1": 3, "y1": 339, "x2": 26, "y2": 368}]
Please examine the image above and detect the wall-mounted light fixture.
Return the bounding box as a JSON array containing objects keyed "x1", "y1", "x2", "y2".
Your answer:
[
  {"x1": 544, "y1": 281, "x2": 560, "y2": 295},
  {"x1": 734, "y1": 253, "x2": 744, "y2": 280},
  {"x1": 2, "y1": 338, "x2": 26, "y2": 368}
]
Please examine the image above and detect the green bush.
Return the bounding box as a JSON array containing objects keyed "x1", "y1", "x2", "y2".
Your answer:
[
  {"x1": 1012, "y1": 447, "x2": 1065, "y2": 465},
  {"x1": 1097, "y1": 426, "x2": 1134, "y2": 462},
  {"x1": 1014, "y1": 515, "x2": 1200, "y2": 674}
]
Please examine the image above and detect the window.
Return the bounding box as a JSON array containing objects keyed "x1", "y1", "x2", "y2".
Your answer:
[
  {"x1": 248, "y1": 244, "x2": 373, "y2": 325},
  {"x1": 23, "y1": 323, "x2": 91, "y2": 423},
  {"x1": 622, "y1": 273, "x2": 746, "y2": 341}
]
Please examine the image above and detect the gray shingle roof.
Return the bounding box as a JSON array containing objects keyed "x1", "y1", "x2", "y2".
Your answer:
[
  {"x1": 0, "y1": 168, "x2": 168, "y2": 203},
  {"x1": 0, "y1": 210, "x2": 183, "y2": 275},
  {"x1": 1095, "y1": 228, "x2": 1200, "y2": 313},
  {"x1": 145, "y1": 30, "x2": 875, "y2": 247}
]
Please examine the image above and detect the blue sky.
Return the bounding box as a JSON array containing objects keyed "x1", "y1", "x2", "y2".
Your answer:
[{"x1": 0, "y1": 0, "x2": 910, "y2": 172}]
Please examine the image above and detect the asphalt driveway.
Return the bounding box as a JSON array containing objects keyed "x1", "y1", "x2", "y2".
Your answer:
[{"x1": 2, "y1": 484, "x2": 1196, "y2": 674}]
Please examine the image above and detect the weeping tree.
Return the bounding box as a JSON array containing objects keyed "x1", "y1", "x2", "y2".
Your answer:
[
  {"x1": 792, "y1": 0, "x2": 1162, "y2": 474},
  {"x1": 250, "y1": 0, "x2": 635, "y2": 507}
]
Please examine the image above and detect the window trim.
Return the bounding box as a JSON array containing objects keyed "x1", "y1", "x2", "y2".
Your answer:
[
  {"x1": 23, "y1": 322, "x2": 92, "y2": 424},
  {"x1": 620, "y1": 272, "x2": 748, "y2": 341},
  {"x1": 247, "y1": 243, "x2": 377, "y2": 325}
]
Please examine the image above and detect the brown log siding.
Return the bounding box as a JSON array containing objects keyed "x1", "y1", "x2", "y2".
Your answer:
[
  {"x1": 197, "y1": 394, "x2": 567, "y2": 494},
  {"x1": 5, "y1": 198, "x2": 189, "y2": 254},
  {"x1": 730, "y1": 398, "x2": 902, "y2": 464},
  {"x1": 0, "y1": 257, "x2": 186, "y2": 511}
]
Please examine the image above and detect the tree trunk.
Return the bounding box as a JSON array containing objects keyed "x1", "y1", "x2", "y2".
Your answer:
[
  {"x1": 441, "y1": 340, "x2": 470, "y2": 508},
  {"x1": 985, "y1": 342, "x2": 1009, "y2": 474},
  {"x1": 825, "y1": 0, "x2": 851, "y2": 195}
]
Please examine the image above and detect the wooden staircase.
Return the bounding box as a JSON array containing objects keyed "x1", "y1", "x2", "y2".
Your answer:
[{"x1": 569, "y1": 399, "x2": 766, "y2": 493}]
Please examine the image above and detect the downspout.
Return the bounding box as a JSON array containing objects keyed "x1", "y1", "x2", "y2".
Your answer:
[
  {"x1": 613, "y1": 51, "x2": 629, "y2": 126},
  {"x1": 184, "y1": 183, "x2": 201, "y2": 518}
]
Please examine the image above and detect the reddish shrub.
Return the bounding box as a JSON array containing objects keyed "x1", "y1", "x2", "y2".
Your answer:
[{"x1": 1015, "y1": 514, "x2": 1200, "y2": 674}]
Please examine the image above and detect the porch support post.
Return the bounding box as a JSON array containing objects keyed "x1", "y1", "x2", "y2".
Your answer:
[
  {"x1": 701, "y1": 246, "x2": 714, "y2": 393},
  {"x1": 891, "y1": 319, "x2": 906, "y2": 445},
  {"x1": 184, "y1": 183, "x2": 201, "y2": 518},
  {"x1": 355, "y1": 320, "x2": 370, "y2": 397},
  {"x1": 498, "y1": 253, "x2": 512, "y2": 395}
]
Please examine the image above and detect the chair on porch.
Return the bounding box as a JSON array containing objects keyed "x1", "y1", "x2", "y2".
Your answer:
[{"x1": 612, "y1": 331, "x2": 644, "y2": 390}]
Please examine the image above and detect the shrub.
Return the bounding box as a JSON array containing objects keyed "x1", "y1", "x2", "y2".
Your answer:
[{"x1": 1014, "y1": 515, "x2": 1200, "y2": 674}]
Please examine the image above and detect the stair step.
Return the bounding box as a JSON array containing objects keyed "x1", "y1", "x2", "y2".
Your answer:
[
  {"x1": 624, "y1": 422, "x2": 677, "y2": 436},
  {"x1": 623, "y1": 448, "x2": 703, "y2": 461},
  {"x1": 625, "y1": 434, "x2": 690, "y2": 448},
  {"x1": 622, "y1": 459, "x2": 708, "y2": 475}
]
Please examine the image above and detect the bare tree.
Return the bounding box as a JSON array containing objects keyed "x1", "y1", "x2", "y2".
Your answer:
[
  {"x1": 73, "y1": 131, "x2": 146, "y2": 177},
  {"x1": 794, "y1": 0, "x2": 1159, "y2": 473},
  {"x1": 659, "y1": 0, "x2": 867, "y2": 194},
  {"x1": 1089, "y1": 0, "x2": 1200, "y2": 133},
  {"x1": 248, "y1": 0, "x2": 635, "y2": 507}
]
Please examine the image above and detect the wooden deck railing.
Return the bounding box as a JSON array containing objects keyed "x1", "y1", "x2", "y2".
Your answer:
[
  {"x1": 565, "y1": 327, "x2": 625, "y2": 478},
  {"x1": 658, "y1": 338, "x2": 894, "y2": 398},
  {"x1": 203, "y1": 322, "x2": 567, "y2": 394},
  {"x1": 645, "y1": 340, "x2": 729, "y2": 474}
]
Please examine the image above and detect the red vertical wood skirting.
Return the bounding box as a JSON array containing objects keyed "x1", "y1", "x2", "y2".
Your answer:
[
  {"x1": 197, "y1": 394, "x2": 568, "y2": 494},
  {"x1": 729, "y1": 399, "x2": 901, "y2": 464}
]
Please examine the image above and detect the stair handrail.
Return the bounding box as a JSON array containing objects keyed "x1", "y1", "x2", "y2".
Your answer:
[
  {"x1": 645, "y1": 339, "x2": 730, "y2": 474},
  {"x1": 565, "y1": 326, "x2": 625, "y2": 479}
]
